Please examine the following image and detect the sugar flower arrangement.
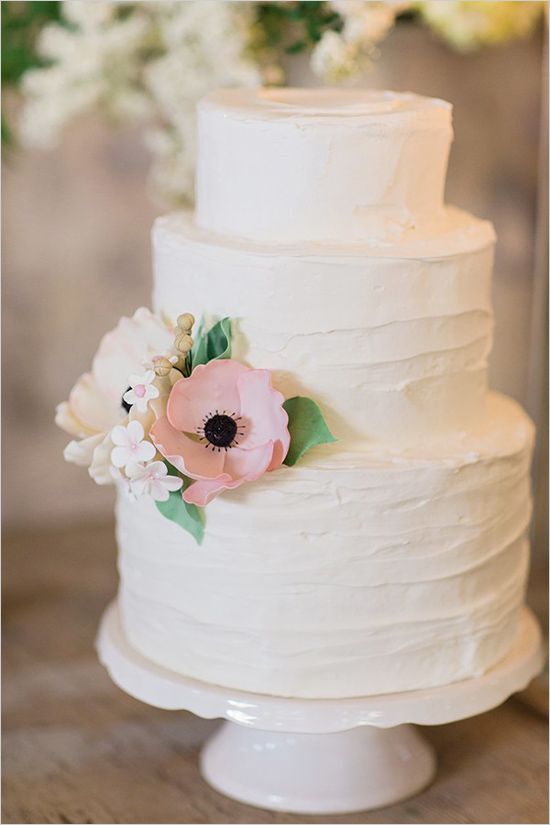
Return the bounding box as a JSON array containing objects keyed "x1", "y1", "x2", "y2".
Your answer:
[{"x1": 56, "y1": 309, "x2": 335, "y2": 544}]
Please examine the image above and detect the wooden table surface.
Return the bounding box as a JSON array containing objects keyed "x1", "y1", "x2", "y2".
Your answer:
[{"x1": 3, "y1": 522, "x2": 548, "y2": 825}]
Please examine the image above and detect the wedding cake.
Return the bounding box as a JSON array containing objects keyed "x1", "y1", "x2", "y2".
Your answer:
[{"x1": 59, "y1": 89, "x2": 534, "y2": 699}]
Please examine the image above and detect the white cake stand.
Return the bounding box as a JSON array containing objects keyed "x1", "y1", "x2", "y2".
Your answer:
[{"x1": 96, "y1": 601, "x2": 543, "y2": 815}]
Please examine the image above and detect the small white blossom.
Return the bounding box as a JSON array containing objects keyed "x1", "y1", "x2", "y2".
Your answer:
[
  {"x1": 62, "y1": 1, "x2": 114, "y2": 31},
  {"x1": 311, "y1": 30, "x2": 360, "y2": 80},
  {"x1": 17, "y1": 1, "x2": 260, "y2": 203},
  {"x1": 110, "y1": 464, "x2": 134, "y2": 497},
  {"x1": 19, "y1": 3, "x2": 149, "y2": 150},
  {"x1": 111, "y1": 420, "x2": 156, "y2": 471},
  {"x1": 346, "y1": 6, "x2": 400, "y2": 43},
  {"x1": 127, "y1": 461, "x2": 183, "y2": 502},
  {"x1": 142, "y1": 1, "x2": 260, "y2": 204},
  {"x1": 123, "y1": 370, "x2": 159, "y2": 413},
  {"x1": 314, "y1": 0, "x2": 410, "y2": 80}
]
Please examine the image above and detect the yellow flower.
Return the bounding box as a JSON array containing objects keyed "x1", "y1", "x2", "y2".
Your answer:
[{"x1": 417, "y1": 1, "x2": 544, "y2": 52}]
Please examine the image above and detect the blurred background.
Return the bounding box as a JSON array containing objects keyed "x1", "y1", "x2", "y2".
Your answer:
[{"x1": 2, "y1": 4, "x2": 548, "y2": 822}]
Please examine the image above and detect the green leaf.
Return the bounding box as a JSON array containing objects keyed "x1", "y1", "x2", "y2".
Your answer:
[
  {"x1": 286, "y1": 40, "x2": 307, "y2": 54},
  {"x1": 2, "y1": 115, "x2": 13, "y2": 147},
  {"x1": 1, "y1": 1, "x2": 62, "y2": 86},
  {"x1": 191, "y1": 316, "x2": 232, "y2": 368},
  {"x1": 155, "y1": 466, "x2": 204, "y2": 545},
  {"x1": 155, "y1": 487, "x2": 204, "y2": 545},
  {"x1": 283, "y1": 396, "x2": 336, "y2": 467}
]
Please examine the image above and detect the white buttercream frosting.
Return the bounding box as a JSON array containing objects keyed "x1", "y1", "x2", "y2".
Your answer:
[
  {"x1": 117, "y1": 393, "x2": 533, "y2": 698},
  {"x1": 115, "y1": 87, "x2": 534, "y2": 699},
  {"x1": 153, "y1": 210, "x2": 495, "y2": 445},
  {"x1": 196, "y1": 88, "x2": 453, "y2": 243}
]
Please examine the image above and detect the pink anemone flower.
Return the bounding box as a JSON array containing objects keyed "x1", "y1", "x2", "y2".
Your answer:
[{"x1": 150, "y1": 359, "x2": 290, "y2": 506}]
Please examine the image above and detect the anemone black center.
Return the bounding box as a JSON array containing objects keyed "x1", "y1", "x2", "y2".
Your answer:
[
  {"x1": 121, "y1": 386, "x2": 132, "y2": 413},
  {"x1": 203, "y1": 414, "x2": 238, "y2": 448}
]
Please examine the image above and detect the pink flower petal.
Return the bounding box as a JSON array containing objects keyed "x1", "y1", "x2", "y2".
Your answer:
[
  {"x1": 183, "y1": 474, "x2": 241, "y2": 506},
  {"x1": 167, "y1": 360, "x2": 248, "y2": 434},
  {"x1": 150, "y1": 416, "x2": 225, "y2": 480},
  {"x1": 223, "y1": 441, "x2": 275, "y2": 483},
  {"x1": 237, "y1": 369, "x2": 290, "y2": 470},
  {"x1": 269, "y1": 439, "x2": 289, "y2": 471}
]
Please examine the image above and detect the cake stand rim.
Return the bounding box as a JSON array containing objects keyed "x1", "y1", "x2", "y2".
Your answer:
[{"x1": 96, "y1": 600, "x2": 544, "y2": 733}]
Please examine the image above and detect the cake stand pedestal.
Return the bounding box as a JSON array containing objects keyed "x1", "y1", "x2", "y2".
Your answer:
[{"x1": 97, "y1": 602, "x2": 543, "y2": 815}]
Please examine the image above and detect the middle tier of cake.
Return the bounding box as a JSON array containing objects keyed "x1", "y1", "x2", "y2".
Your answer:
[{"x1": 153, "y1": 209, "x2": 495, "y2": 447}]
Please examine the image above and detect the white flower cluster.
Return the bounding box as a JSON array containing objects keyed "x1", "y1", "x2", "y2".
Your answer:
[
  {"x1": 19, "y1": 0, "x2": 260, "y2": 204},
  {"x1": 110, "y1": 419, "x2": 183, "y2": 502},
  {"x1": 311, "y1": 1, "x2": 411, "y2": 81},
  {"x1": 141, "y1": 1, "x2": 260, "y2": 204},
  {"x1": 20, "y1": 1, "x2": 152, "y2": 150},
  {"x1": 56, "y1": 306, "x2": 182, "y2": 498}
]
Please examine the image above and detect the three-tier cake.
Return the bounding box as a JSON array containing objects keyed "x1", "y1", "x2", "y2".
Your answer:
[{"x1": 93, "y1": 89, "x2": 534, "y2": 698}]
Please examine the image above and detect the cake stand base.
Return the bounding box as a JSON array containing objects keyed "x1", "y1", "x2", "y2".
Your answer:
[
  {"x1": 200, "y1": 721, "x2": 435, "y2": 814},
  {"x1": 97, "y1": 603, "x2": 543, "y2": 815}
]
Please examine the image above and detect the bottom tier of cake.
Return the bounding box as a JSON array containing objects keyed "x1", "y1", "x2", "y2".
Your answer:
[{"x1": 116, "y1": 393, "x2": 533, "y2": 699}]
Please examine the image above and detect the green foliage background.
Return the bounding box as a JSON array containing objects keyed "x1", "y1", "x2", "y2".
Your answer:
[
  {"x1": 2, "y1": 0, "x2": 62, "y2": 141},
  {"x1": 0, "y1": 0, "x2": 541, "y2": 146},
  {"x1": 2, "y1": 1, "x2": 61, "y2": 85},
  {"x1": 1, "y1": 0, "x2": 344, "y2": 142}
]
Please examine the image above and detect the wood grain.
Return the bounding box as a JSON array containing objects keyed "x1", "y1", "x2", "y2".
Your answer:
[{"x1": 2, "y1": 523, "x2": 548, "y2": 824}]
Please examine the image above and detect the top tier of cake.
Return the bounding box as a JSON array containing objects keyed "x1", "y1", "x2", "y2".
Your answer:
[{"x1": 196, "y1": 88, "x2": 453, "y2": 244}]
